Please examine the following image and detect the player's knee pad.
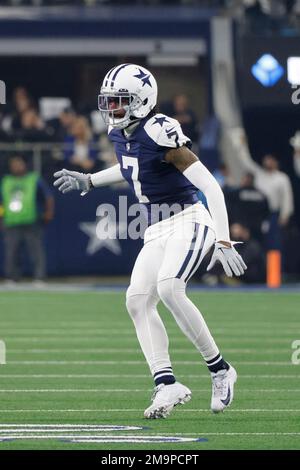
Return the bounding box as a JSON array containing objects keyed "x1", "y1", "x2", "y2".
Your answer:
[
  {"x1": 125, "y1": 290, "x2": 143, "y2": 320},
  {"x1": 157, "y1": 277, "x2": 185, "y2": 307},
  {"x1": 126, "y1": 285, "x2": 149, "y2": 319},
  {"x1": 126, "y1": 286, "x2": 140, "y2": 318},
  {"x1": 126, "y1": 285, "x2": 157, "y2": 321}
]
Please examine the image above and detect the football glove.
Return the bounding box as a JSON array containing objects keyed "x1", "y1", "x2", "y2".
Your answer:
[
  {"x1": 207, "y1": 242, "x2": 247, "y2": 277},
  {"x1": 53, "y1": 169, "x2": 91, "y2": 195}
]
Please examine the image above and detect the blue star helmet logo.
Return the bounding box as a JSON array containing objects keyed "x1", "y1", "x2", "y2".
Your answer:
[
  {"x1": 152, "y1": 116, "x2": 169, "y2": 127},
  {"x1": 134, "y1": 68, "x2": 152, "y2": 87},
  {"x1": 251, "y1": 54, "x2": 284, "y2": 87}
]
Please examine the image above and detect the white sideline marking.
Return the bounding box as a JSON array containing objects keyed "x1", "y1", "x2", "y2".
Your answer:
[
  {"x1": 0, "y1": 409, "x2": 299, "y2": 413},
  {"x1": 7, "y1": 360, "x2": 293, "y2": 365},
  {"x1": 0, "y1": 374, "x2": 299, "y2": 379}
]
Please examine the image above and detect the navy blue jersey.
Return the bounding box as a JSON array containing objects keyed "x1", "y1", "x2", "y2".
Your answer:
[{"x1": 108, "y1": 113, "x2": 199, "y2": 225}]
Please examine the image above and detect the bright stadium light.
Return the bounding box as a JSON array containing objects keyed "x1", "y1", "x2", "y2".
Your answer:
[{"x1": 287, "y1": 57, "x2": 300, "y2": 85}]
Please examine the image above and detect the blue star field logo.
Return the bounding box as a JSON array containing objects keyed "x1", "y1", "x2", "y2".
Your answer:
[
  {"x1": 134, "y1": 68, "x2": 152, "y2": 87},
  {"x1": 251, "y1": 54, "x2": 284, "y2": 87},
  {"x1": 152, "y1": 116, "x2": 169, "y2": 127}
]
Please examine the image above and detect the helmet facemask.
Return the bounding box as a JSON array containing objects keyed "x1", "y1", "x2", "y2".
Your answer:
[{"x1": 98, "y1": 91, "x2": 143, "y2": 130}]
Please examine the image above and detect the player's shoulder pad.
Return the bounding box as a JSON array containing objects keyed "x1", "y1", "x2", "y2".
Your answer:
[{"x1": 144, "y1": 113, "x2": 191, "y2": 149}]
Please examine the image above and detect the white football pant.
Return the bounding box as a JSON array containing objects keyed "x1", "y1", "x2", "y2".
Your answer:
[{"x1": 126, "y1": 212, "x2": 220, "y2": 376}]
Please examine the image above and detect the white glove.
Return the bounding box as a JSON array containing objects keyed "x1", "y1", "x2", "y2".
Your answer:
[
  {"x1": 207, "y1": 242, "x2": 247, "y2": 277},
  {"x1": 53, "y1": 169, "x2": 91, "y2": 195}
]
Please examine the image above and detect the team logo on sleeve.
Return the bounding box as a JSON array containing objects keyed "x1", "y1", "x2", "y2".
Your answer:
[{"x1": 152, "y1": 116, "x2": 170, "y2": 127}]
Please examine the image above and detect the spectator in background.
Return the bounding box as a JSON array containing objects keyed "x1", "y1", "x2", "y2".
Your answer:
[
  {"x1": 230, "y1": 129, "x2": 294, "y2": 250},
  {"x1": 18, "y1": 107, "x2": 53, "y2": 142},
  {"x1": 171, "y1": 94, "x2": 199, "y2": 145},
  {"x1": 290, "y1": 130, "x2": 300, "y2": 177},
  {"x1": 257, "y1": 154, "x2": 294, "y2": 229},
  {"x1": 64, "y1": 116, "x2": 98, "y2": 171},
  {"x1": 49, "y1": 107, "x2": 77, "y2": 141},
  {"x1": 11, "y1": 87, "x2": 34, "y2": 131},
  {"x1": 213, "y1": 162, "x2": 236, "y2": 192},
  {"x1": 227, "y1": 172, "x2": 269, "y2": 241},
  {"x1": 0, "y1": 156, "x2": 54, "y2": 285}
]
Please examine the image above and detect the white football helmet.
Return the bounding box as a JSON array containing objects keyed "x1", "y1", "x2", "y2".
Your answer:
[{"x1": 98, "y1": 63, "x2": 158, "y2": 130}]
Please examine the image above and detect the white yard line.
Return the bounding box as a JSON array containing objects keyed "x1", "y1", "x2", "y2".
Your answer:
[
  {"x1": 7, "y1": 348, "x2": 289, "y2": 354},
  {"x1": 0, "y1": 388, "x2": 299, "y2": 393},
  {"x1": 1, "y1": 327, "x2": 298, "y2": 332},
  {"x1": 0, "y1": 408, "x2": 299, "y2": 413},
  {"x1": 3, "y1": 338, "x2": 293, "y2": 344},
  {"x1": 0, "y1": 435, "x2": 199, "y2": 442},
  {"x1": 1, "y1": 321, "x2": 298, "y2": 327},
  {"x1": 139, "y1": 432, "x2": 300, "y2": 436},
  {"x1": 0, "y1": 424, "x2": 141, "y2": 428},
  {"x1": 0, "y1": 374, "x2": 299, "y2": 379},
  {"x1": 6, "y1": 360, "x2": 293, "y2": 365}
]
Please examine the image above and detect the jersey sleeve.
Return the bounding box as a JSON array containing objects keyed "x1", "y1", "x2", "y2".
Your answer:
[{"x1": 144, "y1": 114, "x2": 192, "y2": 151}]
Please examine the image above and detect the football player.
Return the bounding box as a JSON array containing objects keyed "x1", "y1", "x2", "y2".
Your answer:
[{"x1": 54, "y1": 64, "x2": 247, "y2": 419}]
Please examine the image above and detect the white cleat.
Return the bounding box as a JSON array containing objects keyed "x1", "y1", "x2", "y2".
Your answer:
[
  {"x1": 210, "y1": 365, "x2": 237, "y2": 413},
  {"x1": 144, "y1": 382, "x2": 192, "y2": 419}
]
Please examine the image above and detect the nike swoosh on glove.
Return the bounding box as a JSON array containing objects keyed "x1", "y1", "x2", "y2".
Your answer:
[
  {"x1": 53, "y1": 169, "x2": 90, "y2": 195},
  {"x1": 207, "y1": 242, "x2": 247, "y2": 277}
]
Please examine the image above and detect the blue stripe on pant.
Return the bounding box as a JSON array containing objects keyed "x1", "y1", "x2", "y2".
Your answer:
[
  {"x1": 175, "y1": 224, "x2": 208, "y2": 282},
  {"x1": 175, "y1": 223, "x2": 199, "y2": 280},
  {"x1": 185, "y1": 225, "x2": 209, "y2": 282}
]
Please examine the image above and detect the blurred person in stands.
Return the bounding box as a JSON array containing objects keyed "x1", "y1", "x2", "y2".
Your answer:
[
  {"x1": 256, "y1": 154, "x2": 293, "y2": 229},
  {"x1": 290, "y1": 130, "x2": 300, "y2": 177},
  {"x1": 0, "y1": 156, "x2": 54, "y2": 286},
  {"x1": 227, "y1": 172, "x2": 269, "y2": 241},
  {"x1": 230, "y1": 130, "x2": 294, "y2": 250},
  {"x1": 64, "y1": 116, "x2": 98, "y2": 171},
  {"x1": 18, "y1": 107, "x2": 53, "y2": 141},
  {"x1": 0, "y1": 86, "x2": 33, "y2": 135},
  {"x1": 213, "y1": 162, "x2": 236, "y2": 193},
  {"x1": 49, "y1": 107, "x2": 77, "y2": 141},
  {"x1": 171, "y1": 93, "x2": 199, "y2": 145},
  {"x1": 11, "y1": 87, "x2": 34, "y2": 131}
]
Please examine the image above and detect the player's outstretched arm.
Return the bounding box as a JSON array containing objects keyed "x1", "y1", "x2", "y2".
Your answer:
[
  {"x1": 165, "y1": 146, "x2": 247, "y2": 277},
  {"x1": 53, "y1": 164, "x2": 124, "y2": 195}
]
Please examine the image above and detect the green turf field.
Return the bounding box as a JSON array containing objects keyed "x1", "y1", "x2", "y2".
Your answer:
[{"x1": 0, "y1": 289, "x2": 299, "y2": 450}]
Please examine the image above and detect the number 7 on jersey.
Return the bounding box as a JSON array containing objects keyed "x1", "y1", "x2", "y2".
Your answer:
[{"x1": 122, "y1": 156, "x2": 149, "y2": 203}]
